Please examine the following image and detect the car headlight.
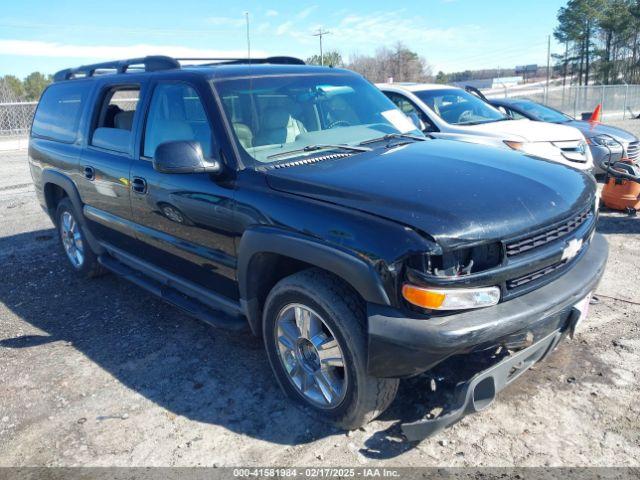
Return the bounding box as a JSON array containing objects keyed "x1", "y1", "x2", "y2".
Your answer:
[
  {"x1": 503, "y1": 140, "x2": 552, "y2": 157},
  {"x1": 504, "y1": 140, "x2": 528, "y2": 151},
  {"x1": 588, "y1": 135, "x2": 619, "y2": 148},
  {"x1": 402, "y1": 284, "x2": 501, "y2": 310}
]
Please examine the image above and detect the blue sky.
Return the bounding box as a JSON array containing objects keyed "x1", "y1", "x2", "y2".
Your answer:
[{"x1": 0, "y1": 0, "x2": 567, "y2": 78}]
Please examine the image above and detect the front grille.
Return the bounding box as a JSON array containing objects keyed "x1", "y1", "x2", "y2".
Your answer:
[
  {"x1": 505, "y1": 208, "x2": 591, "y2": 257},
  {"x1": 626, "y1": 141, "x2": 639, "y2": 162},
  {"x1": 554, "y1": 140, "x2": 588, "y2": 163},
  {"x1": 507, "y1": 260, "x2": 568, "y2": 289}
]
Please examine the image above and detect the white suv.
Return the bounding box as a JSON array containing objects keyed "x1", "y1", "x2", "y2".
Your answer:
[{"x1": 378, "y1": 83, "x2": 593, "y2": 172}]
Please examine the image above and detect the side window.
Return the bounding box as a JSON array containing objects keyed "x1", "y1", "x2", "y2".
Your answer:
[
  {"x1": 90, "y1": 86, "x2": 140, "y2": 154},
  {"x1": 31, "y1": 82, "x2": 92, "y2": 143},
  {"x1": 384, "y1": 92, "x2": 435, "y2": 132},
  {"x1": 143, "y1": 83, "x2": 212, "y2": 158},
  {"x1": 507, "y1": 108, "x2": 526, "y2": 120}
]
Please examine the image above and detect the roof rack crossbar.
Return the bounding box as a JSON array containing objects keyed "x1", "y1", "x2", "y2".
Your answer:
[
  {"x1": 177, "y1": 56, "x2": 305, "y2": 66},
  {"x1": 53, "y1": 55, "x2": 180, "y2": 82},
  {"x1": 53, "y1": 55, "x2": 305, "y2": 82}
]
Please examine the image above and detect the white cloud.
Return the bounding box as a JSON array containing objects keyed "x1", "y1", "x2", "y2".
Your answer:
[
  {"x1": 265, "y1": 9, "x2": 279, "y2": 17},
  {"x1": 261, "y1": 10, "x2": 483, "y2": 57},
  {"x1": 276, "y1": 21, "x2": 294, "y2": 36},
  {"x1": 0, "y1": 39, "x2": 267, "y2": 59},
  {"x1": 257, "y1": 22, "x2": 271, "y2": 34},
  {"x1": 297, "y1": 5, "x2": 318, "y2": 19}
]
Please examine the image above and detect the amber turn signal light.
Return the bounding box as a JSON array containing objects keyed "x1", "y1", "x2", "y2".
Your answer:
[{"x1": 402, "y1": 284, "x2": 500, "y2": 311}]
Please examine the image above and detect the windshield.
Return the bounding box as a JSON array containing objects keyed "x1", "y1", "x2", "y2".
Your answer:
[
  {"x1": 212, "y1": 73, "x2": 422, "y2": 165},
  {"x1": 513, "y1": 101, "x2": 572, "y2": 123},
  {"x1": 413, "y1": 88, "x2": 508, "y2": 125}
]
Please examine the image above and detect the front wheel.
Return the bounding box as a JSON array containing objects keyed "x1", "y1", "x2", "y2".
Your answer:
[{"x1": 263, "y1": 268, "x2": 399, "y2": 430}]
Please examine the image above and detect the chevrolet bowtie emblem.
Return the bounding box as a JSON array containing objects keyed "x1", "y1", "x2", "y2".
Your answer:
[{"x1": 561, "y1": 238, "x2": 583, "y2": 261}]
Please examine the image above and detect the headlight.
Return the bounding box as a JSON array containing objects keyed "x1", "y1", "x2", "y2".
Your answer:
[
  {"x1": 402, "y1": 284, "x2": 501, "y2": 310},
  {"x1": 504, "y1": 140, "x2": 527, "y2": 151},
  {"x1": 503, "y1": 140, "x2": 554, "y2": 157},
  {"x1": 588, "y1": 135, "x2": 619, "y2": 148}
]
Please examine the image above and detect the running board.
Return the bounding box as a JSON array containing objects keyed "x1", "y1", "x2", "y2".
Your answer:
[{"x1": 98, "y1": 253, "x2": 247, "y2": 332}]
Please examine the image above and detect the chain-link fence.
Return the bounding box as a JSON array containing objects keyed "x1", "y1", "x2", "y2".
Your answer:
[
  {"x1": 484, "y1": 84, "x2": 640, "y2": 121},
  {"x1": 0, "y1": 78, "x2": 37, "y2": 138}
]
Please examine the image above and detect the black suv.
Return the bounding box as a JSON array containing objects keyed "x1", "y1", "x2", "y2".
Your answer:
[{"x1": 29, "y1": 56, "x2": 608, "y2": 440}]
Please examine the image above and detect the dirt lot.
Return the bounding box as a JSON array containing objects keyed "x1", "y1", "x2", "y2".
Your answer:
[{"x1": 1, "y1": 123, "x2": 639, "y2": 467}]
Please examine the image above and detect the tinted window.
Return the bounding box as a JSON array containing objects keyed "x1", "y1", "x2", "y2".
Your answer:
[
  {"x1": 143, "y1": 83, "x2": 212, "y2": 158},
  {"x1": 31, "y1": 82, "x2": 92, "y2": 142},
  {"x1": 514, "y1": 101, "x2": 572, "y2": 123}
]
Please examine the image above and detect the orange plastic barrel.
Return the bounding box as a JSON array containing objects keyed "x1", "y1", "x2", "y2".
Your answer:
[{"x1": 602, "y1": 169, "x2": 640, "y2": 211}]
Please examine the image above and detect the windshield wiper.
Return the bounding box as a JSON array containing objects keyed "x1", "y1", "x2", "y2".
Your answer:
[
  {"x1": 359, "y1": 133, "x2": 428, "y2": 146},
  {"x1": 267, "y1": 144, "x2": 371, "y2": 160}
]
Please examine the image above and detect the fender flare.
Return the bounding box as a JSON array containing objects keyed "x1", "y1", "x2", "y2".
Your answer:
[
  {"x1": 237, "y1": 226, "x2": 391, "y2": 334},
  {"x1": 41, "y1": 169, "x2": 104, "y2": 255}
]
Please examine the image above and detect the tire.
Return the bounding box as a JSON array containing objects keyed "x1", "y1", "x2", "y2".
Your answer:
[
  {"x1": 263, "y1": 268, "x2": 399, "y2": 430},
  {"x1": 55, "y1": 198, "x2": 103, "y2": 278}
]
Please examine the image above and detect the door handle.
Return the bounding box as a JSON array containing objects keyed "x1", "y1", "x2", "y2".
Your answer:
[
  {"x1": 83, "y1": 166, "x2": 95, "y2": 180},
  {"x1": 131, "y1": 177, "x2": 147, "y2": 194}
]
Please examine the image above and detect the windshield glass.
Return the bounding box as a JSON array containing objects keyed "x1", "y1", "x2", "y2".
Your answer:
[
  {"x1": 413, "y1": 88, "x2": 508, "y2": 125},
  {"x1": 514, "y1": 101, "x2": 572, "y2": 123},
  {"x1": 212, "y1": 73, "x2": 422, "y2": 165}
]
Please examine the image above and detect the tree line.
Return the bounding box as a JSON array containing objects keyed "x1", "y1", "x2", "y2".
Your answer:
[
  {"x1": 306, "y1": 42, "x2": 433, "y2": 83},
  {"x1": 0, "y1": 72, "x2": 52, "y2": 102},
  {"x1": 555, "y1": 0, "x2": 640, "y2": 85}
]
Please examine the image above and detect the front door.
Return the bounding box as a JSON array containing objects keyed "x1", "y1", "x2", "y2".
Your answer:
[{"x1": 129, "y1": 80, "x2": 239, "y2": 300}]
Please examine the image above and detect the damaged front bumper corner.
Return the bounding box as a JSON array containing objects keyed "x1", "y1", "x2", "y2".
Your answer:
[{"x1": 401, "y1": 320, "x2": 578, "y2": 442}]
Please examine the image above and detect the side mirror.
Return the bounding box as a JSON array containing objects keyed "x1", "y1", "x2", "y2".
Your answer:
[{"x1": 153, "y1": 141, "x2": 222, "y2": 175}]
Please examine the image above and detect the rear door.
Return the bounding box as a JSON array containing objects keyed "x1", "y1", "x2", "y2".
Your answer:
[
  {"x1": 77, "y1": 81, "x2": 145, "y2": 250},
  {"x1": 128, "y1": 78, "x2": 239, "y2": 300}
]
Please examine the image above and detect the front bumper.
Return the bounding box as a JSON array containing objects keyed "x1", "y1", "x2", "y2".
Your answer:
[
  {"x1": 367, "y1": 233, "x2": 608, "y2": 378},
  {"x1": 401, "y1": 327, "x2": 570, "y2": 441}
]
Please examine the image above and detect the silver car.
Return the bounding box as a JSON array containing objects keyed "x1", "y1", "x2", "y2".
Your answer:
[{"x1": 490, "y1": 98, "x2": 639, "y2": 174}]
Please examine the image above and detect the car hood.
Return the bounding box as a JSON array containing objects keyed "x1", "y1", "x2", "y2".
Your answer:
[
  {"x1": 563, "y1": 120, "x2": 638, "y2": 144},
  {"x1": 460, "y1": 119, "x2": 584, "y2": 142},
  {"x1": 265, "y1": 140, "x2": 595, "y2": 249}
]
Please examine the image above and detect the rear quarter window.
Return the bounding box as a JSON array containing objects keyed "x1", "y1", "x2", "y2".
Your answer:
[{"x1": 31, "y1": 82, "x2": 92, "y2": 143}]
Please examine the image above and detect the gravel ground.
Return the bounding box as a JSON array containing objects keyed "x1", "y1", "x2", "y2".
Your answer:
[{"x1": 1, "y1": 122, "x2": 639, "y2": 467}]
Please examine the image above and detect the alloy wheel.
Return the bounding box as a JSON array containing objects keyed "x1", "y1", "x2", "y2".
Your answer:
[
  {"x1": 275, "y1": 303, "x2": 347, "y2": 409},
  {"x1": 60, "y1": 210, "x2": 84, "y2": 268}
]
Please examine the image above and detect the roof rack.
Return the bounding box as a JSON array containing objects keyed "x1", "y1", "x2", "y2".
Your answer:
[
  {"x1": 53, "y1": 55, "x2": 305, "y2": 82},
  {"x1": 176, "y1": 56, "x2": 305, "y2": 66},
  {"x1": 53, "y1": 55, "x2": 180, "y2": 82}
]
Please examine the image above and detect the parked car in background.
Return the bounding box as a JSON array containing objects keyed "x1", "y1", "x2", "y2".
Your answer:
[
  {"x1": 489, "y1": 98, "x2": 639, "y2": 174},
  {"x1": 378, "y1": 83, "x2": 594, "y2": 173}
]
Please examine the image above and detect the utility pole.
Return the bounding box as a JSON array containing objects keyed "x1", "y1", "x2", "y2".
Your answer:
[
  {"x1": 545, "y1": 35, "x2": 551, "y2": 103},
  {"x1": 312, "y1": 28, "x2": 331, "y2": 66},
  {"x1": 563, "y1": 41, "x2": 568, "y2": 87},
  {"x1": 244, "y1": 12, "x2": 251, "y2": 61},
  {"x1": 546, "y1": 35, "x2": 551, "y2": 87}
]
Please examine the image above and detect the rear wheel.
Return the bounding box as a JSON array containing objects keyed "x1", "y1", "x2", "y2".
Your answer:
[
  {"x1": 56, "y1": 198, "x2": 103, "y2": 278},
  {"x1": 263, "y1": 268, "x2": 399, "y2": 430}
]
